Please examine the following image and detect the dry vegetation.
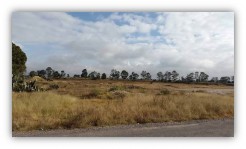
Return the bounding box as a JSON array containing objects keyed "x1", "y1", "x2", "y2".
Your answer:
[{"x1": 12, "y1": 78, "x2": 234, "y2": 131}]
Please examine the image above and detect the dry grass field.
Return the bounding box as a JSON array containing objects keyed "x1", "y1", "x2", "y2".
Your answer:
[{"x1": 12, "y1": 78, "x2": 234, "y2": 131}]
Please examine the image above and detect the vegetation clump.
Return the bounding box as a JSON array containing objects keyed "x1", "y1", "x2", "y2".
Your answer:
[
  {"x1": 49, "y1": 84, "x2": 59, "y2": 90},
  {"x1": 157, "y1": 89, "x2": 171, "y2": 95}
]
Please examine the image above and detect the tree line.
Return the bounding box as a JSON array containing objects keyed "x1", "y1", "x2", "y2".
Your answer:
[{"x1": 28, "y1": 67, "x2": 234, "y2": 84}]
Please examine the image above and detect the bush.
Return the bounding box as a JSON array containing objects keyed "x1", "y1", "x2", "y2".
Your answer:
[
  {"x1": 112, "y1": 91, "x2": 127, "y2": 99},
  {"x1": 108, "y1": 86, "x2": 124, "y2": 92},
  {"x1": 49, "y1": 84, "x2": 59, "y2": 90},
  {"x1": 12, "y1": 82, "x2": 25, "y2": 92},
  {"x1": 126, "y1": 85, "x2": 144, "y2": 89},
  {"x1": 157, "y1": 89, "x2": 170, "y2": 95},
  {"x1": 81, "y1": 89, "x2": 101, "y2": 99}
]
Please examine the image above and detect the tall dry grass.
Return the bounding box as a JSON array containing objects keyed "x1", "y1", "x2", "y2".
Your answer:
[{"x1": 13, "y1": 91, "x2": 233, "y2": 131}]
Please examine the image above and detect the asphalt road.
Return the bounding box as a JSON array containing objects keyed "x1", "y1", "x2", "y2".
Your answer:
[{"x1": 13, "y1": 119, "x2": 234, "y2": 137}]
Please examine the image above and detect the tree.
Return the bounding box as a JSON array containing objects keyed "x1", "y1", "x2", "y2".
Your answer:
[
  {"x1": 46, "y1": 67, "x2": 54, "y2": 79},
  {"x1": 37, "y1": 70, "x2": 46, "y2": 78},
  {"x1": 165, "y1": 71, "x2": 172, "y2": 81},
  {"x1": 101, "y1": 73, "x2": 107, "y2": 79},
  {"x1": 61, "y1": 70, "x2": 66, "y2": 78},
  {"x1": 157, "y1": 72, "x2": 164, "y2": 81},
  {"x1": 73, "y1": 74, "x2": 80, "y2": 78},
  {"x1": 133, "y1": 72, "x2": 139, "y2": 80},
  {"x1": 96, "y1": 73, "x2": 100, "y2": 79},
  {"x1": 53, "y1": 71, "x2": 60, "y2": 78},
  {"x1": 199, "y1": 72, "x2": 209, "y2": 82},
  {"x1": 67, "y1": 74, "x2": 70, "y2": 78},
  {"x1": 81, "y1": 69, "x2": 88, "y2": 78},
  {"x1": 146, "y1": 72, "x2": 151, "y2": 80},
  {"x1": 171, "y1": 70, "x2": 179, "y2": 82},
  {"x1": 220, "y1": 76, "x2": 230, "y2": 83},
  {"x1": 181, "y1": 76, "x2": 186, "y2": 82},
  {"x1": 12, "y1": 42, "x2": 27, "y2": 81},
  {"x1": 88, "y1": 71, "x2": 99, "y2": 80},
  {"x1": 110, "y1": 69, "x2": 120, "y2": 79},
  {"x1": 121, "y1": 70, "x2": 128, "y2": 79},
  {"x1": 186, "y1": 72, "x2": 194, "y2": 82},
  {"x1": 210, "y1": 77, "x2": 218, "y2": 82},
  {"x1": 141, "y1": 71, "x2": 147, "y2": 79},
  {"x1": 129, "y1": 72, "x2": 139, "y2": 80},
  {"x1": 140, "y1": 71, "x2": 151, "y2": 80},
  {"x1": 195, "y1": 71, "x2": 199, "y2": 82},
  {"x1": 29, "y1": 71, "x2": 37, "y2": 77}
]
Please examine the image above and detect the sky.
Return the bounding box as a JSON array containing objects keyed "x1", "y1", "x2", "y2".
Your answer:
[{"x1": 12, "y1": 12, "x2": 234, "y2": 78}]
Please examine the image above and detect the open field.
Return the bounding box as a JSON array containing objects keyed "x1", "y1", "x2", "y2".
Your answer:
[{"x1": 12, "y1": 78, "x2": 234, "y2": 131}]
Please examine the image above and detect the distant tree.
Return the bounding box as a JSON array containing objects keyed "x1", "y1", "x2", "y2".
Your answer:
[
  {"x1": 163, "y1": 71, "x2": 172, "y2": 81},
  {"x1": 29, "y1": 71, "x2": 37, "y2": 77},
  {"x1": 101, "y1": 73, "x2": 107, "y2": 79},
  {"x1": 121, "y1": 70, "x2": 128, "y2": 79},
  {"x1": 37, "y1": 70, "x2": 46, "y2": 78},
  {"x1": 157, "y1": 72, "x2": 164, "y2": 81},
  {"x1": 195, "y1": 71, "x2": 199, "y2": 82},
  {"x1": 81, "y1": 69, "x2": 88, "y2": 78},
  {"x1": 133, "y1": 72, "x2": 139, "y2": 80},
  {"x1": 73, "y1": 74, "x2": 80, "y2": 78},
  {"x1": 129, "y1": 72, "x2": 139, "y2": 80},
  {"x1": 46, "y1": 67, "x2": 54, "y2": 79},
  {"x1": 110, "y1": 69, "x2": 120, "y2": 79},
  {"x1": 141, "y1": 71, "x2": 147, "y2": 79},
  {"x1": 96, "y1": 73, "x2": 100, "y2": 79},
  {"x1": 186, "y1": 72, "x2": 194, "y2": 82},
  {"x1": 53, "y1": 71, "x2": 60, "y2": 78},
  {"x1": 171, "y1": 70, "x2": 179, "y2": 82},
  {"x1": 140, "y1": 71, "x2": 151, "y2": 80},
  {"x1": 181, "y1": 76, "x2": 186, "y2": 82},
  {"x1": 210, "y1": 77, "x2": 218, "y2": 82},
  {"x1": 199, "y1": 72, "x2": 209, "y2": 82},
  {"x1": 67, "y1": 74, "x2": 70, "y2": 78},
  {"x1": 146, "y1": 72, "x2": 151, "y2": 80},
  {"x1": 129, "y1": 74, "x2": 132, "y2": 80},
  {"x1": 88, "y1": 71, "x2": 99, "y2": 80},
  {"x1": 61, "y1": 70, "x2": 66, "y2": 78},
  {"x1": 12, "y1": 42, "x2": 27, "y2": 82},
  {"x1": 220, "y1": 76, "x2": 230, "y2": 83}
]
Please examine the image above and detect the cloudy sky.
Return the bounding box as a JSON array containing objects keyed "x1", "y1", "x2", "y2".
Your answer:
[{"x1": 12, "y1": 12, "x2": 234, "y2": 78}]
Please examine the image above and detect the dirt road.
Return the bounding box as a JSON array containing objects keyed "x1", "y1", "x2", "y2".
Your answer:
[{"x1": 13, "y1": 119, "x2": 233, "y2": 137}]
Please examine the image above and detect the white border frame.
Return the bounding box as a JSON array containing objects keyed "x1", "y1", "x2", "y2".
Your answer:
[{"x1": 1, "y1": 0, "x2": 244, "y2": 149}]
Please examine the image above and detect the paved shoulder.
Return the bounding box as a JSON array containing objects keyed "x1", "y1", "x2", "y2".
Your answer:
[{"x1": 13, "y1": 119, "x2": 234, "y2": 137}]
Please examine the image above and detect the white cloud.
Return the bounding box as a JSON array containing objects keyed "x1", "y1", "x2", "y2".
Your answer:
[{"x1": 12, "y1": 12, "x2": 234, "y2": 78}]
